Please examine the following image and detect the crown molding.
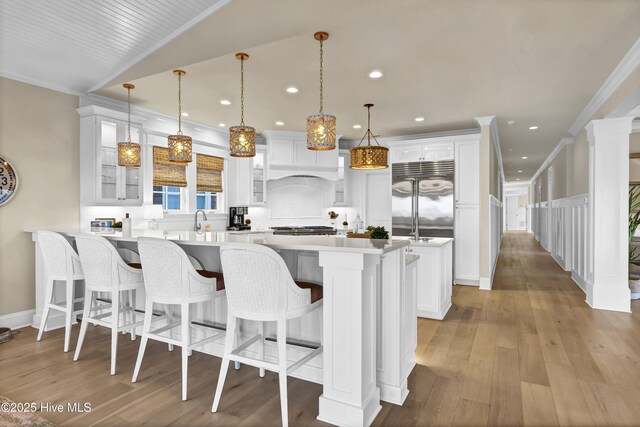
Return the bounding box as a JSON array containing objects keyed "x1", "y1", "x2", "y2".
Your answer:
[
  {"x1": 568, "y1": 36, "x2": 640, "y2": 136},
  {"x1": 88, "y1": 0, "x2": 233, "y2": 92},
  {"x1": 530, "y1": 137, "x2": 573, "y2": 183},
  {"x1": 0, "y1": 70, "x2": 84, "y2": 97},
  {"x1": 474, "y1": 116, "x2": 495, "y2": 127}
]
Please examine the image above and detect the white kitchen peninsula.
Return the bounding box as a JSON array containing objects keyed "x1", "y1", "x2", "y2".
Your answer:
[{"x1": 27, "y1": 229, "x2": 413, "y2": 427}]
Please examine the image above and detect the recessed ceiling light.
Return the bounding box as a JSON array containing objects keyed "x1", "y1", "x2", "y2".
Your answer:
[
  {"x1": 181, "y1": 112, "x2": 189, "y2": 117},
  {"x1": 508, "y1": 148, "x2": 513, "y2": 152},
  {"x1": 516, "y1": 178, "x2": 520, "y2": 181},
  {"x1": 414, "y1": 117, "x2": 425, "y2": 122},
  {"x1": 275, "y1": 121, "x2": 285, "y2": 126},
  {"x1": 195, "y1": 127, "x2": 202, "y2": 131},
  {"x1": 220, "y1": 99, "x2": 231, "y2": 105},
  {"x1": 156, "y1": 118, "x2": 165, "y2": 122},
  {"x1": 353, "y1": 124, "x2": 362, "y2": 129},
  {"x1": 529, "y1": 126, "x2": 538, "y2": 130},
  {"x1": 286, "y1": 87, "x2": 298, "y2": 93},
  {"x1": 518, "y1": 170, "x2": 523, "y2": 173},
  {"x1": 368, "y1": 70, "x2": 383, "y2": 79},
  {"x1": 507, "y1": 120, "x2": 515, "y2": 125},
  {"x1": 218, "y1": 123, "x2": 226, "y2": 127},
  {"x1": 522, "y1": 156, "x2": 528, "y2": 159}
]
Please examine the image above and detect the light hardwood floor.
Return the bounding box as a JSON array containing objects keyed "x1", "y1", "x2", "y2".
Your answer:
[{"x1": 2, "y1": 232, "x2": 640, "y2": 426}]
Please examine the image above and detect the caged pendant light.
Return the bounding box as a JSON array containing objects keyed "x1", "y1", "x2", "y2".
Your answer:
[
  {"x1": 306, "y1": 31, "x2": 336, "y2": 150},
  {"x1": 350, "y1": 104, "x2": 388, "y2": 170},
  {"x1": 168, "y1": 70, "x2": 192, "y2": 163},
  {"x1": 229, "y1": 53, "x2": 256, "y2": 157},
  {"x1": 117, "y1": 83, "x2": 141, "y2": 167}
]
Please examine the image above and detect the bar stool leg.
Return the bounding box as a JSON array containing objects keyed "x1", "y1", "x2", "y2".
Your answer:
[
  {"x1": 64, "y1": 278, "x2": 74, "y2": 352},
  {"x1": 110, "y1": 290, "x2": 120, "y2": 376},
  {"x1": 37, "y1": 278, "x2": 55, "y2": 342},
  {"x1": 259, "y1": 321, "x2": 265, "y2": 378},
  {"x1": 212, "y1": 314, "x2": 236, "y2": 413},
  {"x1": 132, "y1": 299, "x2": 153, "y2": 383},
  {"x1": 277, "y1": 320, "x2": 289, "y2": 427},
  {"x1": 74, "y1": 289, "x2": 93, "y2": 361},
  {"x1": 181, "y1": 302, "x2": 190, "y2": 401},
  {"x1": 130, "y1": 290, "x2": 137, "y2": 341},
  {"x1": 167, "y1": 304, "x2": 174, "y2": 352},
  {"x1": 234, "y1": 320, "x2": 241, "y2": 371}
]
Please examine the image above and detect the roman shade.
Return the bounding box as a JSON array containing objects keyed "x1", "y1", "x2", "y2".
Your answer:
[
  {"x1": 153, "y1": 146, "x2": 187, "y2": 187},
  {"x1": 197, "y1": 153, "x2": 224, "y2": 193}
]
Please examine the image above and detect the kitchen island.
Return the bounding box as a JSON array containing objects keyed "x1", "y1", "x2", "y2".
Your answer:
[{"x1": 27, "y1": 228, "x2": 414, "y2": 427}]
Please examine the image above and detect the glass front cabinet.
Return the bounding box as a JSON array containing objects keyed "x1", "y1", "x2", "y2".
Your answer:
[
  {"x1": 79, "y1": 107, "x2": 144, "y2": 206},
  {"x1": 250, "y1": 147, "x2": 267, "y2": 205}
]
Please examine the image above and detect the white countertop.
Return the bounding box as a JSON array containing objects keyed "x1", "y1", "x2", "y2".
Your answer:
[
  {"x1": 393, "y1": 236, "x2": 454, "y2": 247},
  {"x1": 26, "y1": 228, "x2": 409, "y2": 255}
]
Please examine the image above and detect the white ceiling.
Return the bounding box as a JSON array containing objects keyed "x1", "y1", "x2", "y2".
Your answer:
[
  {"x1": 2, "y1": 0, "x2": 640, "y2": 181},
  {"x1": 0, "y1": 0, "x2": 228, "y2": 93}
]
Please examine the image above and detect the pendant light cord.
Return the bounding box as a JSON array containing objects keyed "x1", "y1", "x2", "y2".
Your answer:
[
  {"x1": 358, "y1": 104, "x2": 381, "y2": 147},
  {"x1": 319, "y1": 39, "x2": 324, "y2": 114},
  {"x1": 240, "y1": 57, "x2": 245, "y2": 126},
  {"x1": 127, "y1": 86, "x2": 131, "y2": 142},
  {"x1": 177, "y1": 73, "x2": 183, "y2": 135}
]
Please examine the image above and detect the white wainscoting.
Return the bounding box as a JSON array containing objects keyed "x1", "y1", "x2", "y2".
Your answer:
[
  {"x1": 485, "y1": 195, "x2": 503, "y2": 289},
  {"x1": 569, "y1": 195, "x2": 589, "y2": 292},
  {"x1": 531, "y1": 195, "x2": 589, "y2": 293}
]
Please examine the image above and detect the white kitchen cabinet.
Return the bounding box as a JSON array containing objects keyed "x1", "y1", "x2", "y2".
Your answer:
[
  {"x1": 79, "y1": 110, "x2": 143, "y2": 206},
  {"x1": 333, "y1": 152, "x2": 350, "y2": 206},
  {"x1": 390, "y1": 142, "x2": 454, "y2": 163},
  {"x1": 251, "y1": 147, "x2": 267, "y2": 205},
  {"x1": 264, "y1": 130, "x2": 338, "y2": 180},
  {"x1": 365, "y1": 170, "x2": 391, "y2": 229},
  {"x1": 227, "y1": 146, "x2": 266, "y2": 206},
  {"x1": 454, "y1": 204, "x2": 480, "y2": 284},
  {"x1": 455, "y1": 140, "x2": 480, "y2": 205},
  {"x1": 409, "y1": 239, "x2": 453, "y2": 320}
]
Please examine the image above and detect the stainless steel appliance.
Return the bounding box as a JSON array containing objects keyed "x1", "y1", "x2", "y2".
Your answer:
[
  {"x1": 392, "y1": 160, "x2": 454, "y2": 239},
  {"x1": 271, "y1": 226, "x2": 337, "y2": 236},
  {"x1": 228, "y1": 206, "x2": 251, "y2": 231}
]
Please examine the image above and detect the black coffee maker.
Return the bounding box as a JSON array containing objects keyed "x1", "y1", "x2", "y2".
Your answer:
[{"x1": 228, "y1": 206, "x2": 251, "y2": 231}]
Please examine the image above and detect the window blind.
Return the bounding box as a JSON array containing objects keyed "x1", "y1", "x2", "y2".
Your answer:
[
  {"x1": 197, "y1": 153, "x2": 224, "y2": 193},
  {"x1": 153, "y1": 146, "x2": 187, "y2": 187}
]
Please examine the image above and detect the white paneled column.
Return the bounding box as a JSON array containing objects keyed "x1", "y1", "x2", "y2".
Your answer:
[
  {"x1": 318, "y1": 251, "x2": 381, "y2": 427},
  {"x1": 586, "y1": 117, "x2": 634, "y2": 312}
]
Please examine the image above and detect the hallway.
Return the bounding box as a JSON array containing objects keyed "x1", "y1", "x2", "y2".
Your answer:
[{"x1": 376, "y1": 231, "x2": 640, "y2": 426}]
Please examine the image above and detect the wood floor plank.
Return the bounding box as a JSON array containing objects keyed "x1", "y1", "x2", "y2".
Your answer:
[{"x1": 3, "y1": 232, "x2": 640, "y2": 426}]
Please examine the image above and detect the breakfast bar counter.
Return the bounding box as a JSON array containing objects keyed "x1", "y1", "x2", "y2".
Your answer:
[{"x1": 27, "y1": 228, "x2": 414, "y2": 427}]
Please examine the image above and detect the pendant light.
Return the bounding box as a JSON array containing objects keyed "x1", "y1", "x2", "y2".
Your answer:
[
  {"x1": 117, "y1": 83, "x2": 141, "y2": 167},
  {"x1": 350, "y1": 104, "x2": 388, "y2": 170},
  {"x1": 229, "y1": 53, "x2": 256, "y2": 157},
  {"x1": 168, "y1": 69, "x2": 192, "y2": 163},
  {"x1": 307, "y1": 31, "x2": 336, "y2": 150}
]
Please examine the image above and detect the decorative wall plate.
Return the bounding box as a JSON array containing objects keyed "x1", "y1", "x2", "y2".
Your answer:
[{"x1": 0, "y1": 156, "x2": 18, "y2": 206}]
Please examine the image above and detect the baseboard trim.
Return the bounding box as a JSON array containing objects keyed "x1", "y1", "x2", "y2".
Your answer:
[
  {"x1": 0, "y1": 309, "x2": 36, "y2": 329},
  {"x1": 571, "y1": 272, "x2": 587, "y2": 293},
  {"x1": 454, "y1": 279, "x2": 479, "y2": 286},
  {"x1": 479, "y1": 277, "x2": 491, "y2": 290}
]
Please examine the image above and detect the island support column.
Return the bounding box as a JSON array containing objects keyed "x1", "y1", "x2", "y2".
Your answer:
[{"x1": 317, "y1": 251, "x2": 382, "y2": 427}]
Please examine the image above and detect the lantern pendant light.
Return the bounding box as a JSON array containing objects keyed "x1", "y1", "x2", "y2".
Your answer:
[
  {"x1": 307, "y1": 31, "x2": 336, "y2": 150},
  {"x1": 229, "y1": 53, "x2": 256, "y2": 157},
  {"x1": 350, "y1": 104, "x2": 388, "y2": 170},
  {"x1": 117, "y1": 83, "x2": 141, "y2": 167},
  {"x1": 168, "y1": 69, "x2": 192, "y2": 163}
]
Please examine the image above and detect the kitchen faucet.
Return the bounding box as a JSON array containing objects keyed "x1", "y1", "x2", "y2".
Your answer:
[{"x1": 194, "y1": 209, "x2": 208, "y2": 232}]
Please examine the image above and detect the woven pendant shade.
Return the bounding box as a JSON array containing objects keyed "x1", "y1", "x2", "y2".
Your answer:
[
  {"x1": 307, "y1": 114, "x2": 336, "y2": 150},
  {"x1": 307, "y1": 32, "x2": 336, "y2": 151},
  {"x1": 229, "y1": 125, "x2": 256, "y2": 157},
  {"x1": 350, "y1": 103, "x2": 388, "y2": 170},
  {"x1": 169, "y1": 69, "x2": 192, "y2": 163},
  {"x1": 168, "y1": 134, "x2": 192, "y2": 164},
  {"x1": 117, "y1": 142, "x2": 141, "y2": 168},
  {"x1": 117, "y1": 83, "x2": 141, "y2": 167},
  {"x1": 350, "y1": 145, "x2": 389, "y2": 170}
]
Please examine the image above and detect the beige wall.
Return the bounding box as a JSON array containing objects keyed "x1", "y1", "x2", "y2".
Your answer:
[
  {"x1": 571, "y1": 130, "x2": 589, "y2": 196},
  {"x1": 550, "y1": 147, "x2": 567, "y2": 200},
  {"x1": 0, "y1": 77, "x2": 79, "y2": 317},
  {"x1": 490, "y1": 136, "x2": 500, "y2": 198}
]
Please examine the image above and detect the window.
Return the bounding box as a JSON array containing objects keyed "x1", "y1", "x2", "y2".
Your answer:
[
  {"x1": 153, "y1": 186, "x2": 181, "y2": 211},
  {"x1": 196, "y1": 191, "x2": 218, "y2": 210}
]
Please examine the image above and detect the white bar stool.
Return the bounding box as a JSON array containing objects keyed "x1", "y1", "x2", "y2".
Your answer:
[
  {"x1": 132, "y1": 237, "x2": 226, "y2": 401},
  {"x1": 73, "y1": 233, "x2": 144, "y2": 375},
  {"x1": 211, "y1": 243, "x2": 323, "y2": 427},
  {"x1": 35, "y1": 230, "x2": 85, "y2": 352}
]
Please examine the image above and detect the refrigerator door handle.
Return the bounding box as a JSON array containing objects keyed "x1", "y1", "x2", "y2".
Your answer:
[
  {"x1": 409, "y1": 180, "x2": 415, "y2": 236},
  {"x1": 414, "y1": 180, "x2": 419, "y2": 240}
]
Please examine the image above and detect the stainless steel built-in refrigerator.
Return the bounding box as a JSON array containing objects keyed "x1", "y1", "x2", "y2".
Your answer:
[{"x1": 392, "y1": 160, "x2": 454, "y2": 239}]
